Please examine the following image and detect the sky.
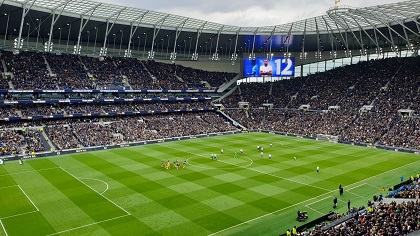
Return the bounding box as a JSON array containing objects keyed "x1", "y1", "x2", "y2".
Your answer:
[{"x1": 95, "y1": 0, "x2": 403, "y2": 27}]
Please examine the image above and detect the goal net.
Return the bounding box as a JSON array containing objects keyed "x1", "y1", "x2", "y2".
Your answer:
[{"x1": 317, "y1": 134, "x2": 339, "y2": 143}]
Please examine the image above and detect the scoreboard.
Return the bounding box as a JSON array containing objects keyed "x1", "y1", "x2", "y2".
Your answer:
[{"x1": 243, "y1": 57, "x2": 295, "y2": 77}]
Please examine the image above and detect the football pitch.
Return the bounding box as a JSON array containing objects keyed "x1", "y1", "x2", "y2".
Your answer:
[{"x1": 0, "y1": 132, "x2": 418, "y2": 236}]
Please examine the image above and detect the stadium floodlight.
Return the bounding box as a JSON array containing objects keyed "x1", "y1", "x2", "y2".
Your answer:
[
  {"x1": 267, "y1": 53, "x2": 273, "y2": 60},
  {"x1": 44, "y1": 41, "x2": 53, "y2": 52},
  {"x1": 99, "y1": 47, "x2": 107, "y2": 57},
  {"x1": 248, "y1": 53, "x2": 255, "y2": 60},
  {"x1": 329, "y1": 51, "x2": 337, "y2": 59},
  {"x1": 283, "y1": 52, "x2": 291, "y2": 59},
  {"x1": 315, "y1": 51, "x2": 322, "y2": 59},
  {"x1": 345, "y1": 50, "x2": 352, "y2": 57},
  {"x1": 170, "y1": 52, "x2": 176, "y2": 62},
  {"x1": 299, "y1": 52, "x2": 307, "y2": 59},
  {"x1": 148, "y1": 50, "x2": 155, "y2": 59},
  {"x1": 392, "y1": 45, "x2": 400, "y2": 57},
  {"x1": 191, "y1": 52, "x2": 198, "y2": 61},
  {"x1": 406, "y1": 43, "x2": 415, "y2": 52},
  {"x1": 124, "y1": 49, "x2": 132, "y2": 58},
  {"x1": 13, "y1": 38, "x2": 23, "y2": 52},
  {"x1": 73, "y1": 45, "x2": 82, "y2": 55},
  {"x1": 231, "y1": 53, "x2": 238, "y2": 65},
  {"x1": 210, "y1": 52, "x2": 219, "y2": 61}
]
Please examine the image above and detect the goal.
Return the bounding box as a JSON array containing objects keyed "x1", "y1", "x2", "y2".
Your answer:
[{"x1": 317, "y1": 134, "x2": 339, "y2": 143}]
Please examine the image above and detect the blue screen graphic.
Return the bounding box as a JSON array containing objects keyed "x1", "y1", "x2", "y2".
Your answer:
[{"x1": 243, "y1": 57, "x2": 295, "y2": 77}]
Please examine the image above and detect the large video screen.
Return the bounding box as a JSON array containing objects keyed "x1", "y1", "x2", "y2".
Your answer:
[{"x1": 243, "y1": 57, "x2": 295, "y2": 77}]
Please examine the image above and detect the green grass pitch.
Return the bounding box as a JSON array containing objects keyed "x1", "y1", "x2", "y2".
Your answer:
[{"x1": 0, "y1": 132, "x2": 418, "y2": 236}]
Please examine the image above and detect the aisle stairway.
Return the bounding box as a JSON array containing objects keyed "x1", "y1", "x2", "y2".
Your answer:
[{"x1": 40, "y1": 129, "x2": 56, "y2": 151}]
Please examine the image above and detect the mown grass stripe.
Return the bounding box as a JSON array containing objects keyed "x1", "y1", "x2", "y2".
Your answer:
[{"x1": 27, "y1": 161, "x2": 126, "y2": 223}]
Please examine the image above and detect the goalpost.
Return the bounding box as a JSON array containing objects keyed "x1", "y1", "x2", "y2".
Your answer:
[{"x1": 316, "y1": 134, "x2": 339, "y2": 143}]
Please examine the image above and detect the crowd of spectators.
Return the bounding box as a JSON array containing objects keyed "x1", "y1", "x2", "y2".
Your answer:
[
  {"x1": 0, "y1": 105, "x2": 19, "y2": 117},
  {"x1": 142, "y1": 112, "x2": 236, "y2": 138},
  {"x1": 219, "y1": 88, "x2": 242, "y2": 108},
  {"x1": 5, "y1": 111, "x2": 240, "y2": 152},
  {"x1": 0, "y1": 100, "x2": 213, "y2": 118},
  {"x1": 0, "y1": 52, "x2": 10, "y2": 89},
  {"x1": 222, "y1": 109, "x2": 251, "y2": 127},
  {"x1": 0, "y1": 127, "x2": 45, "y2": 156},
  {"x1": 380, "y1": 117, "x2": 420, "y2": 150},
  {"x1": 80, "y1": 56, "x2": 122, "y2": 89},
  {"x1": 222, "y1": 56, "x2": 420, "y2": 150},
  {"x1": 19, "y1": 104, "x2": 66, "y2": 117},
  {"x1": 0, "y1": 129, "x2": 23, "y2": 156},
  {"x1": 142, "y1": 60, "x2": 187, "y2": 90},
  {"x1": 225, "y1": 107, "x2": 420, "y2": 150},
  {"x1": 46, "y1": 53, "x2": 94, "y2": 89},
  {"x1": 2, "y1": 51, "x2": 54, "y2": 90},
  {"x1": 41, "y1": 112, "x2": 237, "y2": 149},
  {"x1": 1, "y1": 50, "x2": 237, "y2": 90},
  {"x1": 44, "y1": 124, "x2": 81, "y2": 150},
  {"x1": 22, "y1": 129, "x2": 45, "y2": 153},
  {"x1": 142, "y1": 60, "x2": 236, "y2": 89},
  {"x1": 114, "y1": 58, "x2": 158, "y2": 89},
  {"x1": 71, "y1": 122, "x2": 122, "y2": 147},
  {"x1": 299, "y1": 200, "x2": 420, "y2": 235},
  {"x1": 170, "y1": 63, "x2": 236, "y2": 88},
  {"x1": 0, "y1": 120, "x2": 43, "y2": 129},
  {"x1": 225, "y1": 57, "x2": 414, "y2": 112}
]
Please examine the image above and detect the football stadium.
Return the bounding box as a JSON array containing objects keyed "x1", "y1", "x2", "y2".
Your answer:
[{"x1": 0, "y1": 0, "x2": 420, "y2": 235}]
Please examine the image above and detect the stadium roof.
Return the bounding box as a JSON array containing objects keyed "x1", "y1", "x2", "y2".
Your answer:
[
  {"x1": 3, "y1": 0, "x2": 420, "y2": 34},
  {"x1": 0, "y1": 0, "x2": 419, "y2": 62}
]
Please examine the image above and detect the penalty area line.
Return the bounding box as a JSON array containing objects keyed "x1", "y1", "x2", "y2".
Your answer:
[
  {"x1": 59, "y1": 167, "x2": 131, "y2": 216},
  {"x1": 0, "y1": 167, "x2": 61, "y2": 177},
  {"x1": 0, "y1": 219, "x2": 8, "y2": 236},
  {"x1": 18, "y1": 185, "x2": 39, "y2": 212},
  {"x1": 0, "y1": 185, "x2": 18, "y2": 190},
  {"x1": 47, "y1": 214, "x2": 130, "y2": 236},
  {"x1": 79, "y1": 178, "x2": 109, "y2": 195},
  {"x1": 0, "y1": 210, "x2": 38, "y2": 220}
]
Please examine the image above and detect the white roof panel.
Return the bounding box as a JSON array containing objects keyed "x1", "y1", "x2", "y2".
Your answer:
[{"x1": 3, "y1": 0, "x2": 420, "y2": 35}]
